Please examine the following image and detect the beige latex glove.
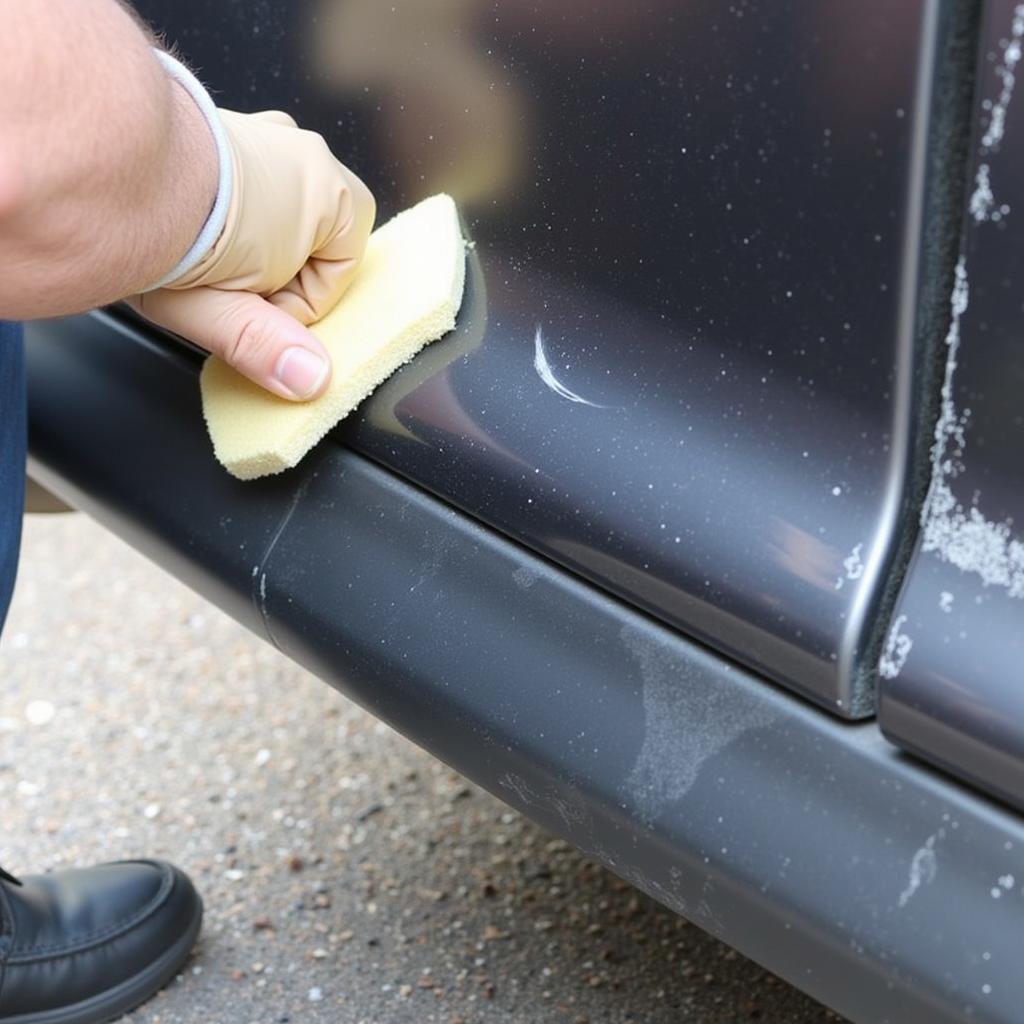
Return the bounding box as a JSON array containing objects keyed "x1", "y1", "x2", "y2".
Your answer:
[{"x1": 131, "y1": 109, "x2": 375, "y2": 401}]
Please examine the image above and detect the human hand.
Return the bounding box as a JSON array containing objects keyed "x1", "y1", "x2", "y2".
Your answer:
[{"x1": 130, "y1": 109, "x2": 375, "y2": 401}]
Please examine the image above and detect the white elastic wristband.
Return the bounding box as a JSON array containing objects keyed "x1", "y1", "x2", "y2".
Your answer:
[{"x1": 141, "y1": 50, "x2": 233, "y2": 291}]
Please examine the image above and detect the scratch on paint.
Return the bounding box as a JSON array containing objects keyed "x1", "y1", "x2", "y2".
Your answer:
[
  {"x1": 898, "y1": 829, "x2": 943, "y2": 908},
  {"x1": 533, "y1": 326, "x2": 609, "y2": 408},
  {"x1": 252, "y1": 474, "x2": 313, "y2": 650},
  {"x1": 498, "y1": 773, "x2": 592, "y2": 835},
  {"x1": 499, "y1": 772, "x2": 540, "y2": 807}
]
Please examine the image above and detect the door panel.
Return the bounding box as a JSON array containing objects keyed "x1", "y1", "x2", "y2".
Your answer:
[{"x1": 136, "y1": 0, "x2": 938, "y2": 714}]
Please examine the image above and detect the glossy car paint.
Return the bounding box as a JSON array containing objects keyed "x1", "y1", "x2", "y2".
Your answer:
[
  {"x1": 880, "y1": 0, "x2": 1024, "y2": 812},
  {"x1": 133, "y1": 0, "x2": 938, "y2": 716},
  {"x1": 25, "y1": 312, "x2": 1024, "y2": 1024}
]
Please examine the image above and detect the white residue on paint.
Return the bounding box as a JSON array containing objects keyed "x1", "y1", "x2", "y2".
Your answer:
[
  {"x1": 970, "y1": 163, "x2": 1011, "y2": 223},
  {"x1": 621, "y1": 624, "x2": 777, "y2": 825},
  {"x1": 920, "y1": 258, "x2": 1024, "y2": 597},
  {"x1": 533, "y1": 326, "x2": 608, "y2": 408},
  {"x1": 834, "y1": 542, "x2": 864, "y2": 591},
  {"x1": 939, "y1": 590, "x2": 954, "y2": 612},
  {"x1": 970, "y1": 8, "x2": 1024, "y2": 223},
  {"x1": 917, "y1": 8, "x2": 1024, "y2": 596},
  {"x1": 898, "y1": 829, "x2": 942, "y2": 908},
  {"x1": 970, "y1": 163, "x2": 995, "y2": 222},
  {"x1": 512, "y1": 565, "x2": 539, "y2": 590},
  {"x1": 980, "y1": 5, "x2": 1024, "y2": 151},
  {"x1": 879, "y1": 614, "x2": 913, "y2": 679}
]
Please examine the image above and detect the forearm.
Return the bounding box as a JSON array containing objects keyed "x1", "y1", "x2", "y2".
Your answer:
[{"x1": 0, "y1": 0, "x2": 216, "y2": 318}]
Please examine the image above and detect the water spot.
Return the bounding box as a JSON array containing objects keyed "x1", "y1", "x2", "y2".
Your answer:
[
  {"x1": 939, "y1": 591, "x2": 954, "y2": 613},
  {"x1": 835, "y1": 542, "x2": 864, "y2": 591},
  {"x1": 879, "y1": 614, "x2": 913, "y2": 679},
  {"x1": 970, "y1": 163, "x2": 995, "y2": 223},
  {"x1": 621, "y1": 624, "x2": 777, "y2": 824},
  {"x1": 512, "y1": 565, "x2": 539, "y2": 590},
  {"x1": 980, "y1": 7, "x2": 1024, "y2": 151}
]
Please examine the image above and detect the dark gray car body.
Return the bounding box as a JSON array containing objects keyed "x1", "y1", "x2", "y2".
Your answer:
[{"x1": 25, "y1": 1, "x2": 1024, "y2": 1021}]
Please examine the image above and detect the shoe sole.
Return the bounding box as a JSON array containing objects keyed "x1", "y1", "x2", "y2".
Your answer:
[{"x1": 1, "y1": 892, "x2": 203, "y2": 1024}]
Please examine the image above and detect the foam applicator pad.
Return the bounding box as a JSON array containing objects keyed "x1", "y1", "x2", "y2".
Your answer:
[{"x1": 200, "y1": 193, "x2": 466, "y2": 480}]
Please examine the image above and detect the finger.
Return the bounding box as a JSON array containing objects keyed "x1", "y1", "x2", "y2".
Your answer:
[
  {"x1": 268, "y1": 169, "x2": 377, "y2": 324},
  {"x1": 249, "y1": 109, "x2": 298, "y2": 128},
  {"x1": 266, "y1": 253, "x2": 363, "y2": 325},
  {"x1": 129, "y1": 286, "x2": 332, "y2": 401}
]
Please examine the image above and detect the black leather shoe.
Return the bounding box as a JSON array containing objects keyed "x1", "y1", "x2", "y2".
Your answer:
[{"x1": 0, "y1": 860, "x2": 202, "y2": 1023}]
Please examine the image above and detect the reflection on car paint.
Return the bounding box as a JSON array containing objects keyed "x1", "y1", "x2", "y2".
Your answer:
[{"x1": 135, "y1": 0, "x2": 935, "y2": 717}]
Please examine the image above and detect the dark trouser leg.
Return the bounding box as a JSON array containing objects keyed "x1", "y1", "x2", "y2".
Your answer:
[{"x1": 0, "y1": 320, "x2": 26, "y2": 636}]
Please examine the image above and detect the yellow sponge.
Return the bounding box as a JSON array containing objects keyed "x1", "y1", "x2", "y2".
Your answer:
[{"x1": 200, "y1": 193, "x2": 466, "y2": 480}]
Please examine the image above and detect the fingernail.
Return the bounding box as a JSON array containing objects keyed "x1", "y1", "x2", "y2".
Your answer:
[{"x1": 273, "y1": 347, "x2": 329, "y2": 399}]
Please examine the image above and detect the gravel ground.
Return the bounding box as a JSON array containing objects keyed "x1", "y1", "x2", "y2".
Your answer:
[{"x1": 0, "y1": 514, "x2": 844, "y2": 1024}]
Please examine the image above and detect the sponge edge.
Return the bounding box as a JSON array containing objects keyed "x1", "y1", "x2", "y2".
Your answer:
[{"x1": 200, "y1": 193, "x2": 467, "y2": 480}]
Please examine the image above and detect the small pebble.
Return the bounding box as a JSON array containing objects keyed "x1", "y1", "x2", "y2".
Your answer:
[{"x1": 24, "y1": 700, "x2": 55, "y2": 726}]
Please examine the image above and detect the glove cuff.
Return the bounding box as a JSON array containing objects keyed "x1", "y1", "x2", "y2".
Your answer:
[{"x1": 141, "y1": 50, "x2": 234, "y2": 292}]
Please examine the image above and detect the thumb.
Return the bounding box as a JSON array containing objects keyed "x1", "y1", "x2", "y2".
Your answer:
[{"x1": 129, "y1": 286, "x2": 332, "y2": 401}]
